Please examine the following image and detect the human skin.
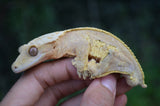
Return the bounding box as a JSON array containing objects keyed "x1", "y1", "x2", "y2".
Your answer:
[{"x1": 1, "y1": 58, "x2": 132, "y2": 106}]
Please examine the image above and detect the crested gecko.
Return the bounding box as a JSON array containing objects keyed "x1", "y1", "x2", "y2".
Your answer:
[{"x1": 12, "y1": 27, "x2": 147, "y2": 88}]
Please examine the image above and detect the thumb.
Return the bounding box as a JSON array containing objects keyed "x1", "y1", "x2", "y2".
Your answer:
[{"x1": 81, "y1": 75, "x2": 117, "y2": 106}]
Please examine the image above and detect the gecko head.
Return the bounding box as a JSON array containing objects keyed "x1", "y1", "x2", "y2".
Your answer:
[
  {"x1": 12, "y1": 31, "x2": 64, "y2": 73},
  {"x1": 11, "y1": 43, "x2": 55, "y2": 73}
]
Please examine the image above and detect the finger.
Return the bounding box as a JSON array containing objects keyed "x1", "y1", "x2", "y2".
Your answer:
[
  {"x1": 35, "y1": 80, "x2": 90, "y2": 106},
  {"x1": 1, "y1": 58, "x2": 80, "y2": 106},
  {"x1": 81, "y1": 74, "x2": 117, "y2": 106},
  {"x1": 116, "y1": 77, "x2": 132, "y2": 96},
  {"x1": 114, "y1": 94, "x2": 127, "y2": 106},
  {"x1": 30, "y1": 58, "x2": 80, "y2": 88},
  {"x1": 61, "y1": 94, "x2": 83, "y2": 106}
]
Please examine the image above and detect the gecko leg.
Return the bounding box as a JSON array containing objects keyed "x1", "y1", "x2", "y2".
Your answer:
[{"x1": 72, "y1": 41, "x2": 90, "y2": 79}]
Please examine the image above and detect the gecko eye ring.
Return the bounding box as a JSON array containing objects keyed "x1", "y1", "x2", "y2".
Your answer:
[{"x1": 28, "y1": 46, "x2": 38, "y2": 56}]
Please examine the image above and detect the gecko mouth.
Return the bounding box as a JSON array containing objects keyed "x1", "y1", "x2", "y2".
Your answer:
[
  {"x1": 12, "y1": 61, "x2": 40, "y2": 73},
  {"x1": 11, "y1": 54, "x2": 44, "y2": 73}
]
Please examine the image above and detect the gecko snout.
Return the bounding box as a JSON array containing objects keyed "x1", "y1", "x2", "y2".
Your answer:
[
  {"x1": 12, "y1": 65, "x2": 18, "y2": 71},
  {"x1": 11, "y1": 64, "x2": 19, "y2": 73}
]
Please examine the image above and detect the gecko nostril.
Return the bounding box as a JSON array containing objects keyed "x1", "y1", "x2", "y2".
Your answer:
[{"x1": 14, "y1": 66, "x2": 17, "y2": 69}]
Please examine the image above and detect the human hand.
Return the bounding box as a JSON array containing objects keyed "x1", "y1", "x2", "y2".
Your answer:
[{"x1": 1, "y1": 58, "x2": 131, "y2": 106}]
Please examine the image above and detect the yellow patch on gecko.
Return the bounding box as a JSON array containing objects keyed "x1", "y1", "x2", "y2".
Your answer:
[{"x1": 90, "y1": 39, "x2": 108, "y2": 60}]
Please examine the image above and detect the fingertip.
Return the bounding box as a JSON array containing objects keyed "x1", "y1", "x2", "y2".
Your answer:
[
  {"x1": 114, "y1": 94, "x2": 127, "y2": 106},
  {"x1": 101, "y1": 75, "x2": 117, "y2": 96},
  {"x1": 81, "y1": 75, "x2": 117, "y2": 106},
  {"x1": 116, "y1": 77, "x2": 132, "y2": 96}
]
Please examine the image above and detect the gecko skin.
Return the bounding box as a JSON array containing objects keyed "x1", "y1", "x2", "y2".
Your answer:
[{"x1": 12, "y1": 27, "x2": 147, "y2": 88}]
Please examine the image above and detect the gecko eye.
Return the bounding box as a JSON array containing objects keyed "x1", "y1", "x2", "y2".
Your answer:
[{"x1": 28, "y1": 46, "x2": 38, "y2": 56}]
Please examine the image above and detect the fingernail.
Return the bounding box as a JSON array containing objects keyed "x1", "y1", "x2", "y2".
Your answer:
[{"x1": 101, "y1": 75, "x2": 116, "y2": 95}]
